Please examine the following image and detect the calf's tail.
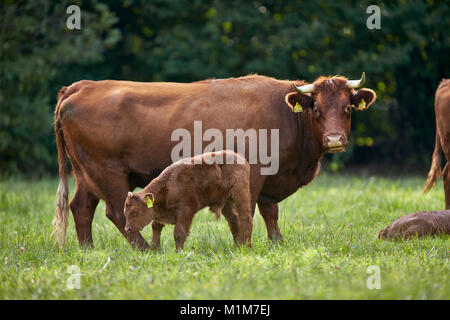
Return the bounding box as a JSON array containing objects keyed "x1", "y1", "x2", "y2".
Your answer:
[
  {"x1": 52, "y1": 87, "x2": 70, "y2": 248},
  {"x1": 423, "y1": 129, "x2": 442, "y2": 194}
]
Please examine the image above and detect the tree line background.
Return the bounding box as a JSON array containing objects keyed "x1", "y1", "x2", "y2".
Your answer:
[{"x1": 0, "y1": 0, "x2": 449, "y2": 177}]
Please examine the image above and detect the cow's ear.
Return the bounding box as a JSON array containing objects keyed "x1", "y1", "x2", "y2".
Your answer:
[
  {"x1": 285, "y1": 92, "x2": 313, "y2": 113},
  {"x1": 351, "y1": 88, "x2": 376, "y2": 111}
]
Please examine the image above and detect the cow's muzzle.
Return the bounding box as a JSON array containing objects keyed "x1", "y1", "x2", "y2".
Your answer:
[{"x1": 325, "y1": 134, "x2": 346, "y2": 153}]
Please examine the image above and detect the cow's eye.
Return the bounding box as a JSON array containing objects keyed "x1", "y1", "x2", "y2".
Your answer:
[
  {"x1": 313, "y1": 104, "x2": 320, "y2": 118},
  {"x1": 132, "y1": 211, "x2": 139, "y2": 217}
]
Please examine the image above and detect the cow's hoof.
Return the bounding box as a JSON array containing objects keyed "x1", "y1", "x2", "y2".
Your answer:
[{"x1": 269, "y1": 235, "x2": 284, "y2": 245}]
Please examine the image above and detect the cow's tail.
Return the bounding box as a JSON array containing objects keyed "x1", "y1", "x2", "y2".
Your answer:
[
  {"x1": 52, "y1": 87, "x2": 70, "y2": 248},
  {"x1": 423, "y1": 129, "x2": 442, "y2": 194}
]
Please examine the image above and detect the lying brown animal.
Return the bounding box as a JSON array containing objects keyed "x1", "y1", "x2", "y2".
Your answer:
[
  {"x1": 423, "y1": 79, "x2": 450, "y2": 208},
  {"x1": 378, "y1": 210, "x2": 450, "y2": 240},
  {"x1": 124, "y1": 150, "x2": 253, "y2": 250}
]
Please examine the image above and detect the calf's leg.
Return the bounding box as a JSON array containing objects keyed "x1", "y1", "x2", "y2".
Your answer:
[
  {"x1": 150, "y1": 222, "x2": 164, "y2": 250},
  {"x1": 231, "y1": 187, "x2": 253, "y2": 247},
  {"x1": 221, "y1": 202, "x2": 242, "y2": 245},
  {"x1": 173, "y1": 213, "x2": 194, "y2": 251}
]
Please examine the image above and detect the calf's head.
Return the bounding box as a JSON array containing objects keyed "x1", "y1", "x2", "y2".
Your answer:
[
  {"x1": 285, "y1": 73, "x2": 376, "y2": 153},
  {"x1": 124, "y1": 191, "x2": 155, "y2": 233}
]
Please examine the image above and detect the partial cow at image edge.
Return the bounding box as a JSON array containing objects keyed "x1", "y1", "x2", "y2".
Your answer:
[{"x1": 423, "y1": 79, "x2": 450, "y2": 209}]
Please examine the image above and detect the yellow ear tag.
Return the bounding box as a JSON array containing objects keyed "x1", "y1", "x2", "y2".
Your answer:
[
  {"x1": 358, "y1": 99, "x2": 366, "y2": 110},
  {"x1": 146, "y1": 195, "x2": 154, "y2": 208},
  {"x1": 294, "y1": 102, "x2": 303, "y2": 113}
]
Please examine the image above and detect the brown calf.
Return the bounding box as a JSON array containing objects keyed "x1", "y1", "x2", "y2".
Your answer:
[
  {"x1": 378, "y1": 210, "x2": 450, "y2": 240},
  {"x1": 423, "y1": 79, "x2": 450, "y2": 208},
  {"x1": 123, "y1": 150, "x2": 253, "y2": 250}
]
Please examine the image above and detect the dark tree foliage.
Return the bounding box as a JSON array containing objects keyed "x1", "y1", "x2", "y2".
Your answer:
[
  {"x1": 0, "y1": 0, "x2": 120, "y2": 175},
  {"x1": 0, "y1": 0, "x2": 448, "y2": 176}
]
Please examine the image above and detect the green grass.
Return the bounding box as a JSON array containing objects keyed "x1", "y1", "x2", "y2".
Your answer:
[{"x1": 0, "y1": 174, "x2": 449, "y2": 299}]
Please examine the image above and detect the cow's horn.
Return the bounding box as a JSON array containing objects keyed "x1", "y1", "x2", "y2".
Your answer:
[
  {"x1": 292, "y1": 83, "x2": 315, "y2": 93},
  {"x1": 346, "y1": 72, "x2": 366, "y2": 88}
]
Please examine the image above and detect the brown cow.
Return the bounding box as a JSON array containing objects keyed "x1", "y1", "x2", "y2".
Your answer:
[
  {"x1": 378, "y1": 210, "x2": 450, "y2": 240},
  {"x1": 124, "y1": 150, "x2": 252, "y2": 250},
  {"x1": 52, "y1": 73, "x2": 376, "y2": 250},
  {"x1": 423, "y1": 79, "x2": 450, "y2": 209}
]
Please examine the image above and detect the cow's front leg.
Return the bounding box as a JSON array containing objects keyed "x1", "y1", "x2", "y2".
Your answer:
[
  {"x1": 106, "y1": 202, "x2": 150, "y2": 251},
  {"x1": 257, "y1": 201, "x2": 282, "y2": 242},
  {"x1": 150, "y1": 222, "x2": 164, "y2": 250}
]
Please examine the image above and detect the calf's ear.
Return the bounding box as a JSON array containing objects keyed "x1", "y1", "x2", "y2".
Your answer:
[
  {"x1": 285, "y1": 92, "x2": 313, "y2": 113},
  {"x1": 351, "y1": 88, "x2": 376, "y2": 111},
  {"x1": 143, "y1": 193, "x2": 155, "y2": 208}
]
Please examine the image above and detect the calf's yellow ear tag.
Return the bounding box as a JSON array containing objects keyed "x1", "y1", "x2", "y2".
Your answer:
[
  {"x1": 358, "y1": 99, "x2": 366, "y2": 110},
  {"x1": 146, "y1": 195, "x2": 154, "y2": 208},
  {"x1": 294, "y1": 102, "x2": 303, "y2": 112}
]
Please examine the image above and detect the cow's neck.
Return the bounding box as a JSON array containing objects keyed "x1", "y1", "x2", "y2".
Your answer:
[{"x1": 295, "y1": 111, "x2": 324, "y2": 186}]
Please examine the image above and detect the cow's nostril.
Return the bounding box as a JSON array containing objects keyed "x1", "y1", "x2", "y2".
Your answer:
[
  {"x1": 326, "y1": 135, "x2": 343, "y2": 147},
  {"x1": 327, "y1": 134, "x2": 342, "y2": 141}
]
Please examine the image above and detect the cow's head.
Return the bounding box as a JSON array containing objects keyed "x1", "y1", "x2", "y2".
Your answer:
[
  {"x1": 285, "y1": 73, "x2": 376, "y2": 153},
  {"x1": 124, "y1": 191, "x2": 155, "y2": 233}
]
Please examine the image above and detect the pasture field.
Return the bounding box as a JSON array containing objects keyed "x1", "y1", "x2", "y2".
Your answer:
[{"x1": 0, "y1": 174, "x2": 448, "y2": 300}]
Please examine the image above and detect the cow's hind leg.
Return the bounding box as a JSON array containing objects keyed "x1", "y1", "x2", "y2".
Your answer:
[
  {"x1": 70, "y1": 181, "x2": 99, "y2": 247},
  {"x1": 443, "y1": 163, "x2": 450, "y2": 209},
  {"x1": 257, "y1": 201, "x2": 283, "y2": 242}
]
